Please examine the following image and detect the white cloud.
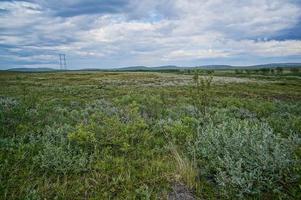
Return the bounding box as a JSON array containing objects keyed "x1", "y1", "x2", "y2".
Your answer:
[
  {"x1": 164, "y1": 49, "x2": 231, "y2": 60},
  {"x1": 237, "y1": 40, "x2": 301, "y2": 56},
  {"x1": 0, "y1": 0, "x2": 301, "y2": 68}
]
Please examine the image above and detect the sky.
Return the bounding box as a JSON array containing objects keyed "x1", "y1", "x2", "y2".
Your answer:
[{"x1": 0, "y1": 0, "x2": 301, "y2": 69}]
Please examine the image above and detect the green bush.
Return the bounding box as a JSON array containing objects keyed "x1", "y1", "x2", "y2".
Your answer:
[
  {"x1": 33, "y1": 124, "x2": 90, "y2": 174},
  {"x1": 156, "y1": 116, "x2": 197, "y2": 146},
  {"x1": 189, "y1": 109, "x2": 300, "y2": 197},
  {"x1": 68, "y1": 124, "x2": 96, "y2": 145},
  {"x1": 0, "y1": 97, "x2": 23, "y2": 137}
]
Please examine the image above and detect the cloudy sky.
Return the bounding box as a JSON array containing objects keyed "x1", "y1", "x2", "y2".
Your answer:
[{"x1": 0, "y1": 0, "x2": 301, "y2": 69}]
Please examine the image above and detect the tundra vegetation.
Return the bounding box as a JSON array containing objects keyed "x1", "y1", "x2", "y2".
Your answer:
[{"x1": 0, "y1": 69, "x2": 300, "y2": 199}]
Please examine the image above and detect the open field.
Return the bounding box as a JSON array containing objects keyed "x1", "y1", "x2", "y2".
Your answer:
[{"x1": 0, "y1": 71, "x2": 301, "y2": 199}]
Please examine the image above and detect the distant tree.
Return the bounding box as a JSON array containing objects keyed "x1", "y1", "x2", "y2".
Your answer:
[
  {"x1": 207, "y1": 70, "x2": 215, "y2": 75},
  {"x1": 289, "y1": 68, "x2": 300, "y2": 73},
  {"x1": 270, "y1": 69, "x2": 275, "y2": 74},
  {"x1": 185, "y1": 69, "x2": 192, "y2": 74},
  {"x1": 259, "y1": 68, "x2": 270, "y2": 75},
  {"x1": 276, "y1": 67, "x2": 283, "y2": 75},
  {"x1": 235, "y1": 69, "x2": 242, "y2": 74},
  {"x1": 254, "y1": 69, "x2": 260, "y2": 74}
]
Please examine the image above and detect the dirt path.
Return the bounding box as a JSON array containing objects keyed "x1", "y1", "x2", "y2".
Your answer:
[{"x1": 168, "y1": 183, "x2": 195, "y2": 200}]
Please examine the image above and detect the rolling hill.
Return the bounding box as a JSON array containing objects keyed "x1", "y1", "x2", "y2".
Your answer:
[{"x1": 3, "y1": 63, "x2": 301, "y2": 72}]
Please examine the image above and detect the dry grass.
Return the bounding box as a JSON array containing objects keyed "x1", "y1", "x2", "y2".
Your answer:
[{"x1": 169, "y1": 145, "x2": 199, "y2": 190}]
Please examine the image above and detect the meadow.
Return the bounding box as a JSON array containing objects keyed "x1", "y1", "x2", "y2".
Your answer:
[{"x1": 0, "y1": 70, "x2": 300, "y2": 199}]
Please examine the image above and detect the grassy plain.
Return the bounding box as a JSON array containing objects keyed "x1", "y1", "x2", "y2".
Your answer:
[{"x1": 0, "y1": 71, "x2": 300, "y2": 199}]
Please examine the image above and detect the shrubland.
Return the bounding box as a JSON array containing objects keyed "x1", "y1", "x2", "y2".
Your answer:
[{"x1": 0, "y1": 71, "x2": 300, "y2": 199}]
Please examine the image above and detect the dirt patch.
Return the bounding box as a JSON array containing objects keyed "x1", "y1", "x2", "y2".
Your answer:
[{"x1": 168, "y1": 183, "x2": 195, "y2": 200}]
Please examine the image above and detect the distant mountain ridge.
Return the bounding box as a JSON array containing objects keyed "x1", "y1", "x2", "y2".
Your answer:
[
  {"x1": 246, "y1": 63, "x2": 301, "y2": 69},
  {"x1": 6, "y1": 67, "x2": 56, "y2": 72},
  {"x1": 3, "y1": 63, "x2": 301, "y2": 72},
  {"x1": 110, "y1": 63, "x2": 301, "y2": 71}
]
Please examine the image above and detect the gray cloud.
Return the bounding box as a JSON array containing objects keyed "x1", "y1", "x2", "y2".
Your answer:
[{"x1": 0, "y1": 0, "x2": 301, "y2": 69}]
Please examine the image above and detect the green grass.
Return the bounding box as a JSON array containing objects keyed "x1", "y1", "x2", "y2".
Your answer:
[{"x1": 0, "y1": 71, "x2": 300, "y2": 199}]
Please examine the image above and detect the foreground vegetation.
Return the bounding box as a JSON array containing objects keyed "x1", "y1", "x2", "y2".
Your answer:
[{"x1": 0, "y1": 71, "x2": 300, "y2": 199}]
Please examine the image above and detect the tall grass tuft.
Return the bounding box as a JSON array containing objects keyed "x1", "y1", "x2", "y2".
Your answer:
[{"x1": 169, "y1": 144, "x2": 198, "y2": 190}]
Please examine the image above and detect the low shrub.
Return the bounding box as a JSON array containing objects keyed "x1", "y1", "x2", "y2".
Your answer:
[
  {"x1": 189, "y1": 109, "x2": 300, "y2": 198},
  {"x1": 33, "y1": 124, "x2": 90, "y2": 174},
  {"x1": 68, "y1": 124, "x2": 96, "y2": 146},
  {"x1": 156, "y1": 117, "x2": 197, "y2": 146}
]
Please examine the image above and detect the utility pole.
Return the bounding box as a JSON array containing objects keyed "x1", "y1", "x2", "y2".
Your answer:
[
  {"x1": 59, "y1": 54, "x2": 67, "y2": 70},
  {"x1": 59, "y1": 54, "x2": 62, "y2": 70},
  {"x1": 63, "y1": 54, "x2": 67, "y2": 70}
]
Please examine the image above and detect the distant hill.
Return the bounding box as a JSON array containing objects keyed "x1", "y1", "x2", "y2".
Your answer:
[
  {"x1": 4, "y1": 63, "x2": 301, "y2": 72},
  {"x1": 246, "y1": 63, "x2": 301, "y2": 69},
  {"x1": 114, "y1": 66, "x2": 150, "y2": 71},
  {"x1": 197, "y1": 65, "x2": 234, "y2": 69},
  {"x1": 6, "y1": 67, "x2": 56, "y2": 72},
  {"x1": 112, "y1": 63, "x2": 301, "y2": 71},
  {"x1": 151, "y1": 65, "x2": 181, "y2": 70}
]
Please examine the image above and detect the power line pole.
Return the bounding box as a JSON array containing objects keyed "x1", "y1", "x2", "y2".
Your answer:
[
  {"x1": 59, "y1": 54, "x2": 62, "y2": 70},
  {"x1": 63, "y1": 54, "x2": 67, "y2": 70},
  {"x1": 59, "y1": 54, "x2": 67, "y2": 70}
]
